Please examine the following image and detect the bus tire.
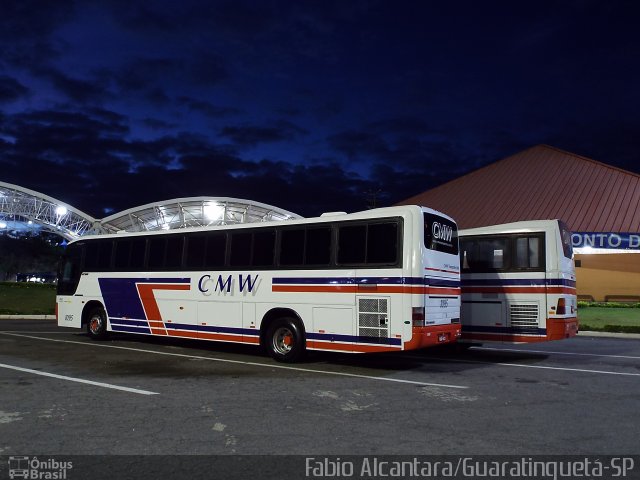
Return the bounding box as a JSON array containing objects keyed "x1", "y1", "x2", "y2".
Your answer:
[
  {"x1": 86, "y1": 306, "x2": 108, "y2": 340},
  {"x1": 266, "y1": 317, "x2": 305, "y2": 363}
]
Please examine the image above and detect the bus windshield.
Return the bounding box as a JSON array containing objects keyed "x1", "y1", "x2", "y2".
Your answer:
[{"x1": 558, "y1": 221, "x2": 573, "y2": 259}]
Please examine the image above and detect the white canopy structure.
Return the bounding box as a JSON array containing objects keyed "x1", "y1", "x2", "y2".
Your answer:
[
  {"x1": 0, "y1": 181, "x2": 102, "y2": 240},
  {"x1": 1, "y1": 180, "x2": 302, "y2": 240},
  {"x1": 100, "y1": 197, "x2": 302, "y2": 233}
]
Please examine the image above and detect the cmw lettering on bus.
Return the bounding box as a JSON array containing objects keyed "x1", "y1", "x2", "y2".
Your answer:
[
  {"x1": 432, "y1": 222, "x2": 453, "y2": 242},
  {"x1": 198, "y1": 274, "x2": 260, "y2": 294}
]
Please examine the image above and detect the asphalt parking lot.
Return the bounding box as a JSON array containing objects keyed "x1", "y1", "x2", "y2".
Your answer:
[{"x1": 1, "y1": 319, "x2": 639, "y2": 456}]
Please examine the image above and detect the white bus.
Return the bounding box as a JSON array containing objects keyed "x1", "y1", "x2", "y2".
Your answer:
[
  {"x1": 56, "y1": 205, "x2": 461, "y2": 362},
  {"x1": 459, "y1": 220, "x2": 578, "y2": 344}
]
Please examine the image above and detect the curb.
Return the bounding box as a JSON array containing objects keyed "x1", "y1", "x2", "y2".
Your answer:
[
  {"x1": 577, "y1": 330, "x2": 640, "y2": 340},
  {"x1": 0, "y1": 315, "x2": 56, "y2": 320}
]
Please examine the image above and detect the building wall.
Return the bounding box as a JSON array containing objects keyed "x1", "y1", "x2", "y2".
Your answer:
[{"x1": 575, "y1": 253, "x2": 640, "y2": 302}]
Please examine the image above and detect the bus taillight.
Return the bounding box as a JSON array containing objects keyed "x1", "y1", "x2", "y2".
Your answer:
[
  {"x1": 556, "y1": 298, "x2": 567, "y2": 315},
  {"x1": 412, "y1": 307, "x2": 425, "y2": 326}
]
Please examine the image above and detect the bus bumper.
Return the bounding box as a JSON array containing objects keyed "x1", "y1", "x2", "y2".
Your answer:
[
  {"x1": 547, "y1": 316, "x2": 579, "y2": 340},
  {"x1": 404, "y1": 324, "x2": 462, "y2": 350}
]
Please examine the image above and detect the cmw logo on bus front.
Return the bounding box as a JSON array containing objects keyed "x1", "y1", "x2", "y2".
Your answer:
[
  {"x1": 432, "y1": 222, "x2": 453, "y2": 242},
  {"x1": 198, "y1": 274, "x2": 259, "y2": 294}
]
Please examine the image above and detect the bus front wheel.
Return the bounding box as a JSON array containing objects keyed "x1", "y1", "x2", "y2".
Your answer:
[
  {"x1": 86, "y1": 306, "x2": 108, "y2": 340},
  {"x1": 266, "y1": 318, "x2": 305, "y2": 363}
]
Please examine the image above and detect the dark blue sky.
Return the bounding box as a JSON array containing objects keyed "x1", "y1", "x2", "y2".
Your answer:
[{"x1": 1, "y1": 0, "x2": 639, "y2": 218}]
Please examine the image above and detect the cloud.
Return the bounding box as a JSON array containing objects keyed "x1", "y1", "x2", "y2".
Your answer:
[
  {"x1": 0, "y1": 106, "x2": 381, "y2": 218},
  {"x1": 219, "y1": 120, "x2": 308, "y2": 147},
  {"x1": 114, "y1": 58, "x2": 181, "y2": 93},
  {"x1": 327, "y1": 117, "x2": 458, "y2": 173},
  {"x1": 0, "y1": 76, "x2": 29, "y2": 103},
  {"x1": 109, "y1": 56, "x2": 228, "y2": 107},
  {"x1": 328, "y1": 130, "x2": 390, "y2": 160},
  {"x1": 0, "y1": 1, "x2": 76, "y2": 67},
  {"x1": 177, "y1": 96, "x2": 241, "y2": 118},
  {"x1": 35, "y1": 67, "x2": 110, "y2": 103},
  {"x1": 0, "y1": 108, "x2": 131, "y2": 171},
  {"x1": 141, "y1": 117, "x2": 179, "y2": 131},
  {"x1": 187, "y1": 52, "x2": 229, "y2": 86}
]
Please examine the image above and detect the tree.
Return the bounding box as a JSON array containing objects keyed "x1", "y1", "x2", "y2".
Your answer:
[{"x1": 0, "y1": 234, "x2": 63, "y2": 281}]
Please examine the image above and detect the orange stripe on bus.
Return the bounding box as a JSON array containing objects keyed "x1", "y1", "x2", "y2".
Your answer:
[{"x1": 137, "y1": 283, "x2": 191, "y2": 336}]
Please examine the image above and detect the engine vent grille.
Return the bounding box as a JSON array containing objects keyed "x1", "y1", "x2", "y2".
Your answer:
[
  {"x1": 509, "y1": 303, "x2": 539, "y2": 328},
  {"x1": 358, "y1": 298, "x2": 389, "y2": 338}
]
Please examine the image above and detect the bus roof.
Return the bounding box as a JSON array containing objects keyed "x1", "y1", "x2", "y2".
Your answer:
[{"x1": 460, "y1": 219, "x2": 561, "y2": 236}]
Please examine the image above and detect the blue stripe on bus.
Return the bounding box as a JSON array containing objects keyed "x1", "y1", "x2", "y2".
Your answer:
[
  {"x1": 272, "y1": 276, "x2": 459, "y2": 288},
  {"x1": 109, "y1": 318, "x2": 148, "y2": 327},
  {"x1": 99, "y1": 277, "x2": 190, "y2": 320},
  {"x1": 111, "y1": 325, "x2": 151, "y2": 334},
  {"x1": 460, "y1": 278, "x2": 575, "y2": 287},
  {"x1": 107, "y1": 319, "x2": 260, "y2": 337},
  {"x1": 306, "y1": 332, "x2": 402, "y2": 346}
]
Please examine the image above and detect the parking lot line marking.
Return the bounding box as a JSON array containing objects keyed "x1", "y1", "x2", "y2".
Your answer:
[
  {"x1": 492, "y1": 362, "x2": 640, "y2": 376},
  {"x1": 0, "y1": 362, "x2": 159, "y2": 395},
  {"x1": 0, "y1": 332, "x2": 468, "y2": 390},
  {"x1": 475, "y1": 346, "x2": 640, "y2": 360},
  {"x1": 1, "y1": 331, "x2": 75, "y2": 334},
  {"x1": 415, "y1": 356, "x2": 640, "y2": 377}
]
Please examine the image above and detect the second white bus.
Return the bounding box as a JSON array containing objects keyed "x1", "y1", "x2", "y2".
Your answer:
[
  {"x1": 56, "y1": 205, "x2": 462, "y2": 362},
  {"x1": 459, "y1": 219, "x2": 578, "y2": 344}
]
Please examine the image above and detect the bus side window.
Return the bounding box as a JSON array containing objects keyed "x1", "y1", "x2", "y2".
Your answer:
[
  {"x1": 279, "y1": 228, "x2": 305, "y2": 266},
  {"x1": 205, "y1": 233, "x2": 226, "y2": 268},
  {"x1": 337, "y1": 224, "x2": 366, "y2": 265},
  {"x1": 367, "y1": 222, "x2": 398, "y2": 264},
  {"x1": 85, "y1": 240, "x2": 113, "y2": 271},
  {"x1": 462, "y1": 237, "x2": 509, "y2": 271},
  {"x1": 98, "y1": 241, "x2": 113, "y2": 271},
  {"x1": 84, "y1": 242, "x2": 98, "y2": 271},
  {"x1": 148, "y1": 237, "x2": 166, "y2": 270},
  {"x1": 130, "y1": 238, "x2": 146, "y2": 270},
  {"x1": 460, "y1": 239, "x2": 478, "y2": 271},
  {"x1": 253, "y1": 229, "x2": 276, "y2": 267},
  {"x1": 114, "y1": 240, "x2": 131, "y2": 270},
  {"x1": 185, "y1": 235, "x2": 206, "y2": 269},
  {"x1": 305, "y1": 227, "x2": 331, "y2": 266},
  {"x1": 229, "y1": 232, "x2": 252, "y2": 267},
  {"x1": 515, "y1": 235, "x2": 543, "y2": 269},
  {"x1": 165, "y1": 235, "x2": 184, "y2": 270},
  {"x1": 477, "y1": 238, "x2": 508, "y2": 270}
]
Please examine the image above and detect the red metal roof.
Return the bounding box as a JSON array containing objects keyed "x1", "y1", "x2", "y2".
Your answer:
[{"x1": 398, "y1": 145, "x2": 640, "y2": 232}]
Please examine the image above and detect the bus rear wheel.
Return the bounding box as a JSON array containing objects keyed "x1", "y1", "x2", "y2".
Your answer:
[
  {"x1": 266, "y1": 318, "x2": 305, "y2": 363},
  {"x1": 86, "y1": 306, "x2": 108, "y2": 340}
]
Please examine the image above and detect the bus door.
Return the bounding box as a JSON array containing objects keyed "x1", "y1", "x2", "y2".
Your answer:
[{"x1": 311, "y1": 270, "x2": 356, "y2": 350}]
